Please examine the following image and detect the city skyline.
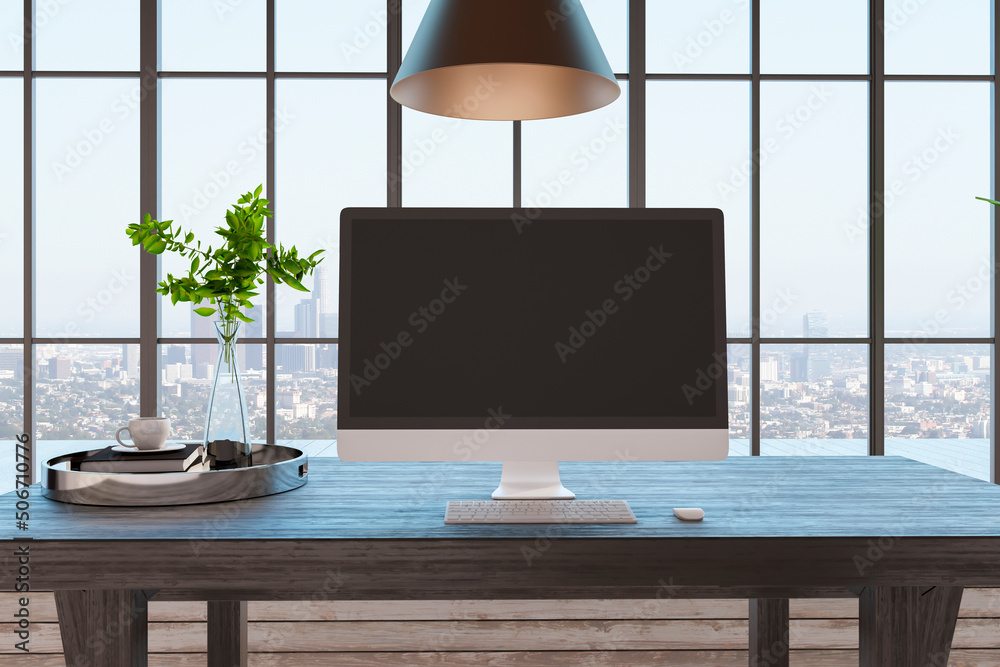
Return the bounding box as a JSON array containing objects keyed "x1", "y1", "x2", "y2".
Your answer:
[{"x1": 0, "y1": 340, "x2": 988, "y2": 449}]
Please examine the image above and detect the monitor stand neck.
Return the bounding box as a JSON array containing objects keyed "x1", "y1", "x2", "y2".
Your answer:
[{"x1": 492, "y1": 461, "x2": 576, "y2": 500}]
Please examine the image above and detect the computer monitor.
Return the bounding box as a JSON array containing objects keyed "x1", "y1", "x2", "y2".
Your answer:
[{"x1": 338, "y1": 208, "x2": 728, "y2": 499}]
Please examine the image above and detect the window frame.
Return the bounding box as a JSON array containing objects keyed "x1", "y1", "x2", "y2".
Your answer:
[{"x1": 4, "y1": 0, "x2": 997, "y2": 484}]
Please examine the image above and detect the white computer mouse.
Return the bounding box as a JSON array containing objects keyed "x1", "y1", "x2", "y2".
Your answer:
[{"x1": 672, "y1": 507, "x2": 705, "y2": 521}]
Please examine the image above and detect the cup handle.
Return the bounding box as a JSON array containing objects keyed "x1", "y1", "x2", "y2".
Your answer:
[{"x1": 115, "y1": 427, "x2": 135, "y2": 448}]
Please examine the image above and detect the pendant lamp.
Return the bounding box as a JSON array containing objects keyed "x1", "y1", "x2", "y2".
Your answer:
[{"x1": 391, "y1": 0, "x2": 620, "y2": 121}]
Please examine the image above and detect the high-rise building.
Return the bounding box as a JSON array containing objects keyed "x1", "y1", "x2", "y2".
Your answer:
[
  {"x1": 277, "y1": 390, "x2": 301, "y2": 409},
  {"x1": 760, "y1": 357, "x2": 779, "y2": 382},
  {"x1": 802, "y1": 312, "x2": 831, "y2": 381},
  {"x1": 0, "y1": 350, "x2": 23, "y2": 380},
  {"x1": 277, "y1": 345, "x2": 316, "y2": 373},
  {"x1": 803, "y1": 311, "x2": 828, "y2": 338},
  {"x1": 294, "y1": 299, "x2": 319, "y2": 338},
  {"x1": 194, "y1": 362, "x2": 215, "y2": 379},
  {"x1": 122, "y1": 344, "x2": 139, "y2": 378},
  {"x1": 314, "y1": 265, "x2": 333, "y2": 314},
  {"x1": 314, "y1": 266, "x2": 338, "y2": 337},
  {"x1": 244, "y1": 304, "x2": 264, "y2": 370},
  {"x1": 166, "y1": 345, "x2": 187, "y2": 365},
  {"x1": 49, "y1": 357, "x2": 72, "y2": 380},
  {"x1": 163, "y1": 363, "x2": 193, "y2": 383},
  {"x1": 191, "y1": 307, "x2": 217, "y2": 369},
  {"x1": 790, "y1": 353, "x2": 808, "y2": 382},
  {"x1": 293, "y1": 267, "x2": 337, "y2": 338},
  {"x1": 317, "y1": 344, "x2": 339, "y2": 370}
]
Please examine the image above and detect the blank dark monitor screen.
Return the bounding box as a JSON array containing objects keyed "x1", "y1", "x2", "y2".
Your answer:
[{"x1": 341, "y1": 209, "x2": 727, "y2": 430}]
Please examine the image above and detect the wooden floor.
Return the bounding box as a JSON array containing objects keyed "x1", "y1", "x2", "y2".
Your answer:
[
  {"x1": 3, "y1": 590, "x2": 1000, "y2": 665},
  {"x1": 13, "y1": 438, "x2": 998, "y2": 664}
]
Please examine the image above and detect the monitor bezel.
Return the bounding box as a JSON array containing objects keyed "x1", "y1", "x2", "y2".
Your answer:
[{"x1": 339, "y1": 207, "x2": 728, "y2": 431}]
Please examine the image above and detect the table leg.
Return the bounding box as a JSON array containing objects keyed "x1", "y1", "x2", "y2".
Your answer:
[
  {"x1": 208, "y1": 600, "x2": 248, "y2": 667},
  {"x1": 749, "y1": 598, "x2": 789, "y2": 667},
  {"x1": 860, "y1": 586, "x2": 963, "y2": 667},
  {"x1": 55, "y1": 589, "x2": 149, "y2": 667},
  {"x1": 54, "y1": 591, "x2": 87, "y2": 666}
]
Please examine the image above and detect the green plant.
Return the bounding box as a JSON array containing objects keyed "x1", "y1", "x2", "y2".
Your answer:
[
  {"x1": 125, "y1": 185, "x2": 324, "y2": 357},
  {"x1": 977, "y1": 196, "x2": 1000, "y2": 206}
]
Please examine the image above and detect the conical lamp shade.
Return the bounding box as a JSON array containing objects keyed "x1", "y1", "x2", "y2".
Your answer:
[{"x1": 391, "y1": 0, "x2": 620, "y2": 121}]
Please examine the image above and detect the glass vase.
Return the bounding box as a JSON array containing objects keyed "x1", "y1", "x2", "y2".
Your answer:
[{"x1": 204, "y1": 320, "x2": 252, "y2": 468}]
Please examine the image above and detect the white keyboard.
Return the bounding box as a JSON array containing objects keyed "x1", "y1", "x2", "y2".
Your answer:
[{"x1": 445, "y1": 500, "x2": 637, "y2": 524}]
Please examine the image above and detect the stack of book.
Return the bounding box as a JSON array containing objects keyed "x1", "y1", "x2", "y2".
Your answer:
[{"x1": 77, "y1": 444, "x2": 205, "y2": 473}]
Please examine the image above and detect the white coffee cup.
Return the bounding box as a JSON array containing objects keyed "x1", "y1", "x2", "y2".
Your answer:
[{"x1": 115, "y1": 417, "x2": 171, "y2": 451}]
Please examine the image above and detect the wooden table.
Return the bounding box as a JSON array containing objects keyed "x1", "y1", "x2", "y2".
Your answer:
[{"x1": 5, "y1": 455, "x2": 1000, "y2": 667}]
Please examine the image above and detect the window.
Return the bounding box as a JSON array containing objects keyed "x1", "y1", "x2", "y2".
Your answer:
[{"x1": 4, "y1": 2, "x2": 997, "y2": 486}]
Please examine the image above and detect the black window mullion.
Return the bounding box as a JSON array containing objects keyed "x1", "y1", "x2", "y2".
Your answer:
[
  {"x1": 870, "y1": 0, "x2": 885, "y2": 456},
  {"x1": 139, "y1": 0, "x2": 158, "y2": 422},
  {"x1": 751, "y1": 0, "x2": 761, "y2": 456},
  {"x1": 513, "y1": 121, "x2": 521, "y2": 207},
  {"x1": 265, "y1": 0, "x2": 276, "y2": 444},
  {"x1": 629, "y1": 0, "x2": 645, "y2": 209},
  {"x1": 388, "y1": 2, "x2": 402, "y2": 208},
  {"x1": 992, "y1": 0, "x2": 999, "y2": 484},
  {"x1": 21, "y1": 0, "x2": 33, "y2": 481}
]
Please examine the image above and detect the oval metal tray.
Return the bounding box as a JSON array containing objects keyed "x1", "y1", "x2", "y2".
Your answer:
[{"x1": 42, "y1": 444, "x2": 308, "y2": 506}]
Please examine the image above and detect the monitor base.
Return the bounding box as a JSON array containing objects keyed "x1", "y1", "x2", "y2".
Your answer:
[{"x1": 492, "y1": 461, "x2": 576, "y2": 499}]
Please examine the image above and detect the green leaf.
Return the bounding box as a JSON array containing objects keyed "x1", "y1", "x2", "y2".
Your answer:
[
  {"x1": 284, "y1": 274, "x2": 308, "y2": 291},
  {"x1": 193, "y1": 306, "x2": 216, "y2": 317},
  {"x1": 254, "y1": 184, "x2": 263, "y2": 198},
  {"x1": 148, "y1": 240, "x2": 168, "y2": 254},
  {"x1": 976, "y1": 196, "x2": 1000, "y2": 207}
]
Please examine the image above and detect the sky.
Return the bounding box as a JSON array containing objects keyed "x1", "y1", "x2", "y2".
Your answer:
[{"x1": 0, "y1": 0, "x2": 994, "y2": 341}]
